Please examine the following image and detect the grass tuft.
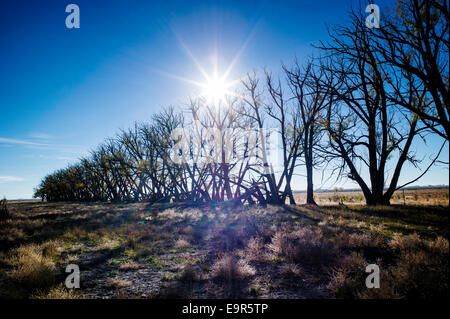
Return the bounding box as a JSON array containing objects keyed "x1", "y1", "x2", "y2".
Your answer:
[
  {"x1": 0, "y1": 198, "x2": 12, "y2": 221},
  {"x1": 211, "y1": 254, "x2": 256, "y2": 282},
  {"x1": 32, "y1": 285, "x2": 82, "y2": 299},
  {"x1": 9, "y1": 244, "x2": 55, "y2": 289}
]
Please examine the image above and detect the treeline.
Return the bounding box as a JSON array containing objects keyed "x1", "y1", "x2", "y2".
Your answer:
[{"x1": 34, "y1": 1, "x2": 448, "y2": 206}]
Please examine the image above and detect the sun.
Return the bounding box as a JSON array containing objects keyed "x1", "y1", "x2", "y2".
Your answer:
[
  {"x1": 201, "y1": 75, "x2": 232, "y2": 104},
  {"x1": 158, "y1": 36, "x2": 244, "y2": 106}
]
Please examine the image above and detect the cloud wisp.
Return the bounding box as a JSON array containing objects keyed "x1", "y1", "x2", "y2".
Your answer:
[
  {"x1": 0, "y1": 137, "x2": 47, "y2": 146},
  {"x1": 0, "y1": 176, "x2": 25, "y2": 183},
  {"x1": 29, "y1": 133, "x2": 56, "y2": 140},
  {"x1": 0, "y1": 136, "x2": 84, "y2": 154}
]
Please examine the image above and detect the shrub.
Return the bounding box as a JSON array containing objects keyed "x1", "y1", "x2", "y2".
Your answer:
[
  {"x1": 331, "y1": 189, "x2": 341, "y2": 202},
  {"x1": 179, "y1": 264, "x2": 200, "y2": 282},
  {"x1": 388, "y1": 250, "x2": 447, "y2": 298},
  {"x1": 156, "y1": 284, "x2": 188, "y2": 299},
  {"x1": 388, "y1": 233, "x2": 422, "y2": 251},
  {"x1": 269, "y1": 227, "x2": 335, "y2": 266},
  {"x1": 126, "y1": 232, "x2": 138, "y2": 249},
  {"x1": 32, "y1": 285, "x2": 81, "y2": 299},
  {"x1": 119, "y1": 260, "x2": 140, "y2": 270},
  {"x1": 106, "y1": 277, "x2": 132, "y2": 289},
  {"x1": 327, "y1": 252, "x2": 367, "y2": 299},
  {"x1": 41, "y1": 240, "x2": 61, "y2": 259},
  {"x1": 0, "y1": 198, "x2": 12, "y2": 221},
  {"x1": 428, "y1": 236, "x2": 449, "y2": 254},
  {"x1": 362, "y1": 246, "x2": 449, "y2": 299},
  {"x1": 268, "y1": 231, "x2": 292, "y2": 257},
  {"x1": 393, "y1": 247, "x2": 448, "y2": 298},
  {"x1": 280, "y1": 263, "x2": 304, "y2": 279},
  {"x1": 245, "y1": 237, "x2": 267, "y2": 262},
  {"x1": 333, "y1": 235, "x2": 449, "y2": 299},
  {"x1": 347, "y1": 233, "x2": 373, "y2": 248},
  {"x1": 10, "y1": 244, "x2": 55, "y2": 289},
  {"x1": 175, "y1": 239, "x2": 190, "y2": 250},
  {"x1": 211, "y1": 254, "x2": 255, "y2": 282},
  {"x1": 182, "y1": 225, "x2": 194, "y2": 236},
  {"x1": 317, "y1": 222, "x2": 338, "y2": 238}
]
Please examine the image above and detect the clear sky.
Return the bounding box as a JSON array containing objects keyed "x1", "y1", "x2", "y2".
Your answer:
[{"x1": 0, "y1": 0, "x2": 448, "y2": 199}]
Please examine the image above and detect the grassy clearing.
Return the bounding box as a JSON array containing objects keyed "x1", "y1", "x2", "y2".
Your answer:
[{"x1": 0, "y1": 193, "x2": 448, "y2": 299}]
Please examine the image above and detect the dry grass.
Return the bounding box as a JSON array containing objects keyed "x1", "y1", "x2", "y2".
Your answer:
[
  {"x1": 280, "y1": 263, "x2": 304, "y2": 279},
  {"x1": 119, "y1": 260, "x2": 140, "y2": 270},
  {"x1": 182, "y1": 225, "x2": 194, "y2": 236},
  {"x1": 0, "y1": 198, "x2": 12, "y2": 221},
  {"x1": 32, "y1": 286, "x2": 82, "y2": 299},
  {"x1": 174, "y1": 239, "x2": 190, "y2": 250},
  {"x1": 362, "y1": 236, "x2": 449, "y2": 299},
  {"x1": 211, "y1": 254, "x2": 256, "y2": 282},
  {"x1": 245, "y1": 237, "x2": 267, "y2": 262},
  {"x1": 9, "y1": 244, "x2": 56, "y2": 289},
  {"x1": 179, "y1": 264, "x2": 200, "y2": 282},
  {"x1": 269, "y1": 226, "x2": 335, "y2": 266},
  {"x1": 106, "y1": 277, "x2": 133, "y2": 289},
  {"x1": 0, "y1": 198, "x2": 447, "y2": 299},
  {"x1": 0, "y1": 227, "x2": 26, "y2": 243},
  {"x1": 327, "y1": 252, "x2": 368, "y2": 299},
  {"x1": 294, "y1": 188, "x2": 449, "y2": 206},
  {"x1": 328, "y1": 234, "x2": 449, "y2": 299},
  {"x1": 389, "y1": 233, "x2": 422, "y2": 250},
  {"x1": 41, "y1": 240, "x2": 62, "y2": 259}
]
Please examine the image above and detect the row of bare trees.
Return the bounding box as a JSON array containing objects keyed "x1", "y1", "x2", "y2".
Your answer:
[
  {"x1": 34, "y1": 0, "x2": 448, "y2": 206},
  {"x1": 34, "y1": 109, "x2": 182, "y2": 202}
]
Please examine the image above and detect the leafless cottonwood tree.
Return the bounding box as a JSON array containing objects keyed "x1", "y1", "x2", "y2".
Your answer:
[
  {"x1": 283, "y1": 60, "x2": 330, "y2": 205},
  {"x1": 185, "y1": 97, "x2": 235, "y2": 202},
  {"x1": 264, "y1": 71, "x2": 304, "y2": 205},
  {"x1": 172, "y1": 96, "x2": 264, "y2": 204},
  {"x1": 238, "y1": 74, "x2": 283, "y2": 204},
  {"x1": 238, "y1": 72, "x2": 305, "y2": 205},
  {"x1": 316, "y1": 9, "x2": 436, "y2": 205},
  {"x1": 374, "y1": 0, "x2": 449, "y2": 140}
]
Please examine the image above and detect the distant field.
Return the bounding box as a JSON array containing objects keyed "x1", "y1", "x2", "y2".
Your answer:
[
  {"x1": 294, "y1": 188, "x2": 449, "y2": 206},
  {"x1": 0, "y1": 189, "x2": 448, "y2": 299}
]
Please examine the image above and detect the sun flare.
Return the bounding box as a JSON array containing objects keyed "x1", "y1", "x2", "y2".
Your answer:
[{"x1": 201, "y1": 75, "x2": 232, "y2": 103}]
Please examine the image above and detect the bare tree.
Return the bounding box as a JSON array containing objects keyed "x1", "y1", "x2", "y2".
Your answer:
[
  {"x1": 316, "y1": 8, "x2": 437, "y2": 205},
  {"x1": 283, "y1": 60, "x2": 330, "y2": 205},
  {"x1": 264, "y1": 71, "x2": 304, "y2": 205},
  {"x1": 374, "y1": 0, "x2": 449, "y2": 139},
  {"x1": 239, "y1": 73, "x2": 286, "y2": 204}
]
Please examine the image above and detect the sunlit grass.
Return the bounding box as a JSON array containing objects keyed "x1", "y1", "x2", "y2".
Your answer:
[{"x1": 0, "y1": 197, "x2": 447, "y2": 299}]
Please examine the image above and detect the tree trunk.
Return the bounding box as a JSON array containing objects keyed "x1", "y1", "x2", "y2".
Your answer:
[
  {"x1": 305, "y1": 160, "x2": 316, "y2": 205},
  {"x1": 305, "y1": 127, "x2": 317, "y2": 205},
  {"x1": 364, "y1": 192, "x2": 390, "y2": 206}
]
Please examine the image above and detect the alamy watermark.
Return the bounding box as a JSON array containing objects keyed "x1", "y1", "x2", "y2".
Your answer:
[
  {"x1": 65, "y1": 4, "x2": 80, "y2": 29},
  {"x1": 64, "y1": 3, "x2": 378, "y2": 30},
  {"x1": 169, "y1": 122, "x2": 280, "y2": 174},
  {"x1": 65, "y1": 264, "x2": 80, "y2": 288},
  {"x1": 366, "y1": 4, "x2": 380, "y2": 29},
  {"x1": 365, "y1": 264, "x2": 380, "y2": 288}
]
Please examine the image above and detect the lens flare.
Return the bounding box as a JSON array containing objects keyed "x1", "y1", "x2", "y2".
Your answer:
[{"x1": 201, "y1": 76, "x2": 231, "y2": 103}]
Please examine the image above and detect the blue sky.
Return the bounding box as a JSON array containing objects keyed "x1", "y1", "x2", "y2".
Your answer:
[{"x1": 0, "y1": 0, "x2": 448, "y2": 199}]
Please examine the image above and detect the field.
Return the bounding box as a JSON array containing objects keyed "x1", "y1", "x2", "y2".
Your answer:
[
  {"x1": 294, "y1": 188, "x2": 450, "y2": 206},
  {"x1": 0, "y1": 188, "x2": 448, "y2": 299}
]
